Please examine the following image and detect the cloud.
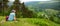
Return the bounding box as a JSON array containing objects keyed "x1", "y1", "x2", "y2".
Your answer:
[
  {"x1": 20, "y1": 0, "x2": 50, "y2": 2},
  {"x1": 8, "y1": 0, "x2": 15, "y2": 2}
]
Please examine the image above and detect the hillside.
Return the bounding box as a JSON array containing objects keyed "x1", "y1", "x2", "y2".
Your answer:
[
  {"x1": 0, "y1": 16, "x2": 60, "y2": 26},
  {"x1": 0, "y1": 1, "x2": 60, "y2": 26},
  {"x1": 24, "y1": 1, "x2": 60, "y2": 12}
]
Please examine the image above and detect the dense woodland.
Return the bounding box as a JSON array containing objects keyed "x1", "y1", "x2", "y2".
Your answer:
[{"x1": 0, "y1": 0, "x2": 33, "y2": 18}]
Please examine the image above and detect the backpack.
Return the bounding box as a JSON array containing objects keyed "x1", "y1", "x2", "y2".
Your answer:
[{"x1": 6, "y1": 16, "x2": 9, "y2": 21}]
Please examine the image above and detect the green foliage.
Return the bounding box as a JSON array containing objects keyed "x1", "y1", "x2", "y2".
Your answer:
[
  {"x1": 25, "y1": 18, "x2": 60, "y2": 26},
  {"x1": 44, "y1": 9, "x2": 60, "y2": 21},
  {"x1": 0, "y1": 16, "x2": 60, "y2": 26},
  {"x1": 37, "y1": 12, "x2": 46, "y2": 18},
  {"x1": 53, "y1": 17, "x2": 60, "y2": 24},
  {"x1": 12, "y1": 0, "x2": 22, "y2": 18},
  {"x1": 0, "y1": 0, "x2": 60, "y2": 26},
  {"x1": 44, "y1": 9, "x2": 59, "y2": 15}
]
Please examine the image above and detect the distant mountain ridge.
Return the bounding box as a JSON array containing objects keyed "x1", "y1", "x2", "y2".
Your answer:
[
  {"x1": 8, "y1": 1, "x2": 60, "y2": 11},
  {"x1": 24, "y1": 1, "x2": 60, "y2": 11}
]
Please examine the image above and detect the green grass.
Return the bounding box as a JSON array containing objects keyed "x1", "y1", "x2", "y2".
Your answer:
[{"x1": 0, "y1": 16, "x2": 60, "y2": 26}]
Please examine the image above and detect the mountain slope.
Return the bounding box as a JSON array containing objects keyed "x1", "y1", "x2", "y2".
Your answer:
[
  {"x1": 0, "y1": 16, "x2": 60, "y2": 26},
  {"x1": 24, "y1": 1, "x2": 60, "y2": 11}
]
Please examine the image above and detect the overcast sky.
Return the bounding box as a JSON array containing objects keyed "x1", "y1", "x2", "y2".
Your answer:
[
  {"x1": 20, "y1": 0, "x2": 50, "y2": 2},
  {"x1": 9, "y1": 0, "x2": 51, "y2": 2},
  {"x1": 8, "y1": 0, "x2": 51, "y2": 6}
]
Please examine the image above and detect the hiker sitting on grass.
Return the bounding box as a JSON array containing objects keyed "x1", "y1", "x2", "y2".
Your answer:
[{"x1": 8, "y1": 10, "x2": 16, "y2": 21}]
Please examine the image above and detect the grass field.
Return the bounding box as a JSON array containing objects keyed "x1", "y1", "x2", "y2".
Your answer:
[{"x1": 0, "y1": 16, "x2": 60, "y2": 26}]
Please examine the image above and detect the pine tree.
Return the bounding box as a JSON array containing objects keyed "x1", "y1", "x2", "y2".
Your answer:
[
  {"x1": 13, "y1": 0, "x2": 33, "y2": 18},
  {"x1": 0, "y1": 0, "x2": 3, "y2": 16},
  {"x1": 13, "y1": 0, "x2": 21, "y2": 18},
  {"x1": 0, "y1": 0, "x2": 2, "y2": 13},
  {"x1": 21, "y1": 2, "x2": 33, "y2": 18},
  {"x1": 3, "y1": 0, "x2": 9, "y2": 16}
]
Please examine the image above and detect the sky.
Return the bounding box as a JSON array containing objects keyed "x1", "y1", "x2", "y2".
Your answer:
[
  {"x1": 9, "y1": 0, "x2": 51, "y2": 3},
  {"x1": 9, "y1": 0, "x2": 50, "y2": 1},
  {"x1": 8, "y1": 0, "x2": 51, "y2": 6}
]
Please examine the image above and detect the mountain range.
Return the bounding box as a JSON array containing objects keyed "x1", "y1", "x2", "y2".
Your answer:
[
  {"x1": 24, "y1": 1, "x2": 60, "y2": 11},
  {"x1": 8, "y1": 1, "x2": 60, "y2": 12}
]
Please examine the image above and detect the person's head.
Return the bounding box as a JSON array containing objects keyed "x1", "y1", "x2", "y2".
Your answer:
[{"x1": 11, "y1": 10, "x2": 16, "y2": 13}]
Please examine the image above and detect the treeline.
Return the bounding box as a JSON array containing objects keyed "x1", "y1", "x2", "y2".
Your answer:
[{"x1": 0, "y1": 0, "x2": 33, "y2": 18}]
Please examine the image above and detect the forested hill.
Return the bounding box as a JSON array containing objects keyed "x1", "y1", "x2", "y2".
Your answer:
[{"x1": 24, "y1": 1, "x2": 60, "y2": 11}]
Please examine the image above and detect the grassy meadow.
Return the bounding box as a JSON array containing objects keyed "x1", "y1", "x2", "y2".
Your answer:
[{"x1": 0, "y1": 16, "x2": 60, "y2": 26}]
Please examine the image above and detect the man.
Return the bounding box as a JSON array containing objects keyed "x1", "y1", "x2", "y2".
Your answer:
[{"x1": 8, "y1": 10, "x2": 16, "y2": 21}]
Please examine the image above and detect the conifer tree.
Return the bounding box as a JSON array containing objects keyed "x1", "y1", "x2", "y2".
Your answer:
[
  {"x1": 3, "y1": 0, "x2": 9, "y2": 16},
  {"x1": 21, "y1": 2, "x2": 33, "y2": 18},
  {"x1": 0, "y1": 0, "x2": 3, "y2": 13},
  {"x1": 13, "y1": 0, "x2": 21, "y2": 18}
]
